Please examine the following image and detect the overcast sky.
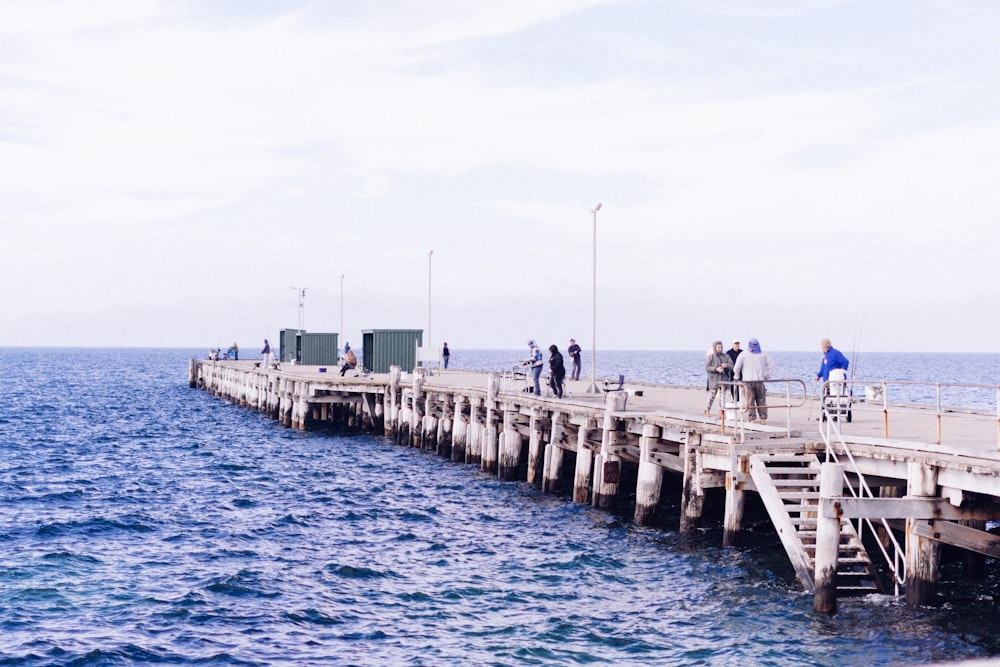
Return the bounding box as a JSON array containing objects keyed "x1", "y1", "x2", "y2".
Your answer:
[{"x1": 2, "y1": 1, "x2": 998, "y2": 353}]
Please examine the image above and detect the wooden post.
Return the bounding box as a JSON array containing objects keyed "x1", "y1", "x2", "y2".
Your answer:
[
  {"x1": 422, "y1": 392, "x2": 437, "y2": 450},
  {"x1": 498, "y1": 408, "x2": 522, "y2": 480},
  {"x1": 436, "y1": 395, "x2": 452, "y2": 458},
  {"x1": 573, "y1": 420, "x2": 594, "y2": 504},
  {"x1": 634, "y1": 423, "x2": 663, "y2": 525},
  {"x1": 397, "y1": 388, "x2": 412, "y2": 446},
  {"x1": 594, "y1": 391, "x2": 629, "y2": 509},
  {"x1": 906, "y1": 461, "x2": 941, "y2": 606},
  {"x1": 385, "y1": 366, "x2": 401, "y2": 437},
  {"x1": 544, "y1": 429, "x2": 565, "y2": 494},
  {"x1": 526, "y1": 409, "x2": 545, "y2": 485},
  {"x1": 410, "y1": 373, "x2": 424, "y2": 447},
  {"x1": 723, "y1": 454, "x2": 747, "y2": 547},
  {"x1": 544, "y1": 412, "x2": 565, "y2": 492},
  {"x1": 188, "y1": 357, "x2": 198, "y2": 388},
  {"x1": 468, "y1": 397, "x2": 482, "y2": 466},
  {"x1": 482, "y1": 375, "x2": 498, "y2": 474},
  {"x1": 679, "y1": 431, "x2": 704, "y2": 534},
  {"x1": 814, "y1": 462, "x2": 844, "y2": 614},
  {"x1": 451, "y1": 395, "x2": 467, "y2": 463}
]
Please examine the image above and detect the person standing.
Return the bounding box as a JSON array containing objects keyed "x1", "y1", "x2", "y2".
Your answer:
[
  {"x1": 525, "y1": 340, "x2": 543, "y2": 396},
  {"x1": 442, "y1": 342, "x2": 451, "y2": 369},
  {"x1": 260, "y1": 339, "x2": 272, "y2": 368},
  {"x1": 548, "y1": 344, "x2": 566, "y2": 398},
  {"x1": 704, "y1": 341, "x2": 733, "y2": 416},
  {"x1": 733, "y1": 338, "x2": 775, "y2": 424},
  {"x1": 726, "y1": 339, "x2": 743, "y2": 400},
  {"x1": 567, "y1": 338, "x2": 582, "y2": 381},
  {"x1": 816, "y1": 338, "x2": 849, "y2": 382},
  {"x1": 227, "y1": 343, "x2": 239, "y2": 360}
]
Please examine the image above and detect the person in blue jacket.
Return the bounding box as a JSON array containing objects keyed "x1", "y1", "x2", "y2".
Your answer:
[{"x1": 816, "y1": 339, "x2": 849, "y2": 381}]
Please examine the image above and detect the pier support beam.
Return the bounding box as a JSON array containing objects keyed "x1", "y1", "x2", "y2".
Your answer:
[
  {"x1": 815, "y1": 462, "x2": 845, "y2": 615},
  {"x1": 526, "y1": 408, "x2": 544, "y2": 485},
  {"x1": 906, "y1": 462, "x2": 941, "y2": 606},
  {"x1": 451, "y1": 395, "x2": 468, "y2": 463},
  {"x1": 573, "y1": 420, "x2": 595, "y2": 504},
  {"x1": 723, "y1": 454, "x2": 748, "y2": 547},
  {"x1": 436, "y1": 395, "x2": 452, "y2": 458},
  {"x1": 593, "y1": 391, "x2": 628, "y2": 509},
  {"x1": 499, "y1": 407, "x2": 522, "y2": 481},
  {"x1": 634, "y1": 423, "x2": 663, "y2": 525},
  {"x1": 543, "y1": 413, "x2": 566, "y2": 493},
  {"x1": 468, "y1": 398, "x2": 482, "y2": 467},
  {"x1": 482, "y1": 374, "x2": 499, "y2": 474},
  {"x1": 680, "y1": 431, "x2": 704, "y2": 535}
]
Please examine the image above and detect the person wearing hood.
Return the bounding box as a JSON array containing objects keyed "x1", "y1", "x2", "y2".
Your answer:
[
  {"x1": 704, "y1": 340, "x2": 733, "y2": 416},
  {"x1": 524, "y1": 340, "x2": 544, "y2": 395},
  {"x1": 733, "y1": 338, "x2": 775, "y2": 424},
  {"x1": 548, "y1": 344, "x2": 566, "y2": 398}
]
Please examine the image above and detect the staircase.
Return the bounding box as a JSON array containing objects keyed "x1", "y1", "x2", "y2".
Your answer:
[{"x1": 749, "y1": 453, "x2": 883, "y2": 596}]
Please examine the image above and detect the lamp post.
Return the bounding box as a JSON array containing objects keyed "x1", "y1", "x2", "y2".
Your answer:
[
  {"x1": 427, "y1": 249, "x2": 433, "y2": 352},
  {"x1": 585, "y1": 203, "x2": 602, "y2": 393},
  {"x1": 340, "y1": 274, "x2": 344, "y2": 355},
  {"x1": 291, "y1": 286, "x2": 308, "y2": 363}
]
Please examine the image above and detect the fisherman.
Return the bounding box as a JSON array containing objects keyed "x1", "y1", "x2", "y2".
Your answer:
[
  {"x1": 704, "y1": 340, "x2": 733, "y2": 416},
  {"x1": 816, "y1": 338, "x2": 849, "y2": 382},
  {"x1": 733, "y1": 338, "x2": 775, "y2": 424},
  {"x1": 524, "y1": 340, "x2": 543, "y2": 396},
  {"x1": 340, "y1": 343, "x2": 358, "y2": 376}
]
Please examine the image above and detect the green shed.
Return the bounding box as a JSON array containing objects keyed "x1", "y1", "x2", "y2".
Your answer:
[
  {"x1": 279, "y1": 329, "x2": 304, "y2": 363},
  {"x1": 300, "y1": 333, "x2": 339, "y2": 365},
  {"x1": 279, "y1": 329, "x2": 340, "y2": 364},
  {"x1": 361, "y1": 329, "x2": 423, "y2": 373}
]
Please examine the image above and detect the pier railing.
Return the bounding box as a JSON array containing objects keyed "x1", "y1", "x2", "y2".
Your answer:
[
  {"x1": 720, "y1": 379, "x2": 808, "y2": 441},
  {"x1": 819, "y1": 399, "x2": 907, "y2": 595},
  {"x1": 815, "y1": 379, "x2": 1000, "y2": 448}
]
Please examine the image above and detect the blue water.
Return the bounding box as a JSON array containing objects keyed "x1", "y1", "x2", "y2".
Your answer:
[{"x1": 2, "y1": 348, "x2": 1000, "y2": 666}]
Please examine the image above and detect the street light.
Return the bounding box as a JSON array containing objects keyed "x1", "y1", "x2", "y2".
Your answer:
[
  {"x1": 585, "y1": 203, "x2": 602, "y2": 393},
  {"x1": 427, "y1": 249, "x2": 433, "y2": 353},
  {"x1": 340, "y1": 274, "x2": 345, "y2": 355},
  {"x1": 290, "y1": 286, "x2": 308, "y2": 363}
]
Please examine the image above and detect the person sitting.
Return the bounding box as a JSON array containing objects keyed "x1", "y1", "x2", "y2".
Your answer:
[{"x1": 340, "y1": 344, "x2": 358, "y2": 376}]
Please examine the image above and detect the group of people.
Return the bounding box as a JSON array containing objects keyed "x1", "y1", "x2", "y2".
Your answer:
[
  {"x1": 704, "y1": 337, "x2": 849, "y2": 425},
  {"x1": 524, "y1": 338, "x2": 583, "y2": 398}
]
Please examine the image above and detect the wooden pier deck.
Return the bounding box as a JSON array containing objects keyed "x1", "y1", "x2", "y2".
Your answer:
[{"x1": 190, "y1": 358, "x2": 1000, "y2": 614}]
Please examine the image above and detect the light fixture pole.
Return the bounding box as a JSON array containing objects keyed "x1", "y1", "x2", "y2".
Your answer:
[
  {"x1": 291, "y1": 286, "x2": 308, "y2": 363},
  {"x1": 340, "y1": 274, "x2": 345, "y2": 355},
  {"x1": 585, "y1": 203, "x2": 602, "y2": 393},
  {"x1": 427, "y1": 249, "x2": 433, "y2": 351}
]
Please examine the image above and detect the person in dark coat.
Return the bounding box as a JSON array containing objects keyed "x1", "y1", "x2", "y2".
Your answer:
[
  {"x1": 567, "y1": 338, "x2": 582, "y2": 381},
  {"x1": 548, "y1": 344, "x2": 566, "y2": 398}
]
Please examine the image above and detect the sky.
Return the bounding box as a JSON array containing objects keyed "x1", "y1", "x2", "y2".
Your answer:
[{"x1": 2, "y1": 1, "x2": 999, "y2": 354}]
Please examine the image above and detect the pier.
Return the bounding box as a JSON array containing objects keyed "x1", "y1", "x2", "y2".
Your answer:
[{"x1": 189, "y1": 358, "x2": 1000, "y2": 615}]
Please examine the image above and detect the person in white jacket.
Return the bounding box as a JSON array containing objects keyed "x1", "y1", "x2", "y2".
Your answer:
[{"x1": 733, "y1": 338, "x2": 775, "y2": 424}]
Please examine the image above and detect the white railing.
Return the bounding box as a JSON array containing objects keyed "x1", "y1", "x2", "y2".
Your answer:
[
  {"x1": 720, "y1": 379, "x2": 808, "y2": 441},
  {"x1": 819, "y1": 381, "x2": 906, "y2": 594}
]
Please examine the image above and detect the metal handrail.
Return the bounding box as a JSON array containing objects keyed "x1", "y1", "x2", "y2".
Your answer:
[
  {"x1": 820, "y1": 398, "x2": 907, "y2": 594},
  {"x1": 720, "y1": 379, "x2": 808, "y2": 441},
  {"x1": 814, "y1": 378, "x2": 1000, "y2": 448}
]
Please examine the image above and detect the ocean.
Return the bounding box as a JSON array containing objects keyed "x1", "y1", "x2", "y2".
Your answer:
[{"x1": 2, "y1": 347, "x2": 999, "y2": 666}]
